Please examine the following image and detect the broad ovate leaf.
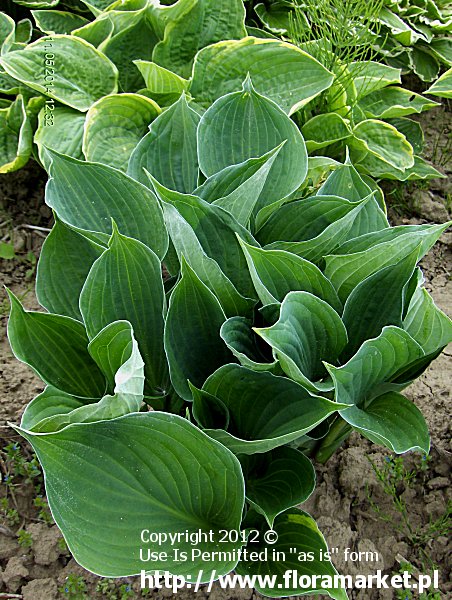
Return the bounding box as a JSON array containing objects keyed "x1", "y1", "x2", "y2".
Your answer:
[
  {"x1": 36, "y1": 218, "x2": 104, "y2": 321},
  {"x1": 190, "y1": 36, "x2": 334, "y2": 114},
  {"x1": 197, "y1": 77, "x2": 307, "y2": 207},
  {"x1": 426, "y1": 67, "x2": 452, "y2": 98},
  {"x1": 83, "y1": 93, "x2": 160, "y2": 171},
  {"x1": 128, "y1": 93, "x2": 200, "y2": 192},
  {"x1": 45, "y1": 151, "x2": 168, "y2": 259},
  {"x1": 16, "y1": 412, "x2": 245, "y2": 579},
  {"x1": 7, "y1": 291, "x2": 106, "y2": 399},
  {"x1": 0, "y1": 35, "x2": 118, "y2": 111},
  {"x1": 220, "y1": 317, "x2": 279, "y2": 372},
  {"x1": 255, "y1": 292, "x2": 348, "y2": 392},
  {"x1": 358, "y1": 87, "x2": 438, "y2": 119},
  {"x1": 202, "y1": 364, "x2": 347, "y2": 454},
  {"x1": 80, "y1": 227, "x2": 169, "y2": 397},
  {"x1": 34, "y1": 106, "x2": 85, "y2": 168}
]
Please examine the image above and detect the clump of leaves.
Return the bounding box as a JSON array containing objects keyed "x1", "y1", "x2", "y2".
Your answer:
[
  {"x1": 7, "y1": 74, "x2": 452, "y2": 598},
  {"x1": 0, "y1": 0, "x2": 443, "y2": 183}
]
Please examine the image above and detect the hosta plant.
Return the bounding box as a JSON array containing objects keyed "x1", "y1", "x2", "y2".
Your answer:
[
  {"x1": 7, "y1": 78, "x2": 452, "y2": 597},
  {"x1": 0, "y1": 0, "x2": 443, "y2": 184}
]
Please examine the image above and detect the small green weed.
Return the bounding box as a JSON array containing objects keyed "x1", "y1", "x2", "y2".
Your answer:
[{"x1": 59, "y1": 574, "x2": 88, "y2": 600}]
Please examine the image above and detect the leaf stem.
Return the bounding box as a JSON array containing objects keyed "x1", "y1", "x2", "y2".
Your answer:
[{"x1": 315, "y1": 416, "x2": 352, "y2": 463}]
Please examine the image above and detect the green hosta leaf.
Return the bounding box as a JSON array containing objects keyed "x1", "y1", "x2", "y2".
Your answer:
[
  {"x1": 30, "y1": 321, "x2": 145, "y2": 433},
  {"x1": 164, "y1": 260, "x2": 232, "y2": 401},
  {"x1": 239, "y1": 239, "x2": 342, "y2": 312},
  {"x1": 16, "y1": 412, "x2": 245, "y2": 578},
  {"x1": 351, "y1": 119, "x2": 414, "y2": 171},
  {"x1": 430, "y1": 39, "x2": 452, "y2": 66},
  {"x1": 45, "y1": 151, "x2": 168, "y2": 260},
  {"x1": 161, "y1": 201, "x2": 255, "y2": 317},
  {"x1": 301, "y1": 113, "x2": 352, "y2": 152},
  {"x1": 256, "y1": 195, "x2": 354, "y2": 246},
  {"x1": 212, "y1": 145, "x2": 282, "y2": 227},
  {"x1": 153, "y1": 0, "x2": 246, "y2": 78},
  {"x1": 426, "y1": 67, "x2": 452, "y2": 98},
  {"x1": 80, "y1": 227, "x2": 169, "y2": 397},
  {"x1": 36, "y1": 218, "x2": 103, "y2": 321},
  {"x1": 134, "y1": 61, "x2": 189, "y2": 95},
  {"x1": 88, "y1": 320, "x2": 135, "y2": 391},
  {"x1": 0, "y1": 35, "x2": 118, "y2": 111},
  {"x1": 195, "y1": 147, "x2": 283, "y2": 204},
  {"x1": 220, "y1": 317, "x2": 279, "y2": 372},
  {"x1": 348, "y1": 61, "x2": 401, "y2": 98},
  {"x1": 266, "y1": 196, "x2": 386, "y2": 264},
  {"x1": 334, "y1": 223, "x2": 449, "y2": 255},
  {"x1": 403, "y1": 287, "x2": 452, "y2": 356},
  {"x1": 302, "y1": 156, "x2": 340, "y2": 192},
  {"x1": 7, "y1": 291, "x2": 106, "y2": 399},
  {"x1": 202, "y1": 364, "x2": 347, "y2": 454},
  {"x1": 324, "y1": 222, "x2": 450, "y2": 302},
  {"x1": 358, "y1": 87, "x2": 438, "y2": 119},
  {"x1": 326, "y1": 326, "x2": 424, "y2": 407},
  {"x1": 190, "y1": 36, "x2": 334, "y2": 115},
  {"x1": 21, "y1": 386, "x2": 85, "y2": 432},
  {"x1": 242, "y1": 448, "x2": 315, "y2": 527},
  {"x1": 10, "y1": 0, "x2": 59, "y2": 6},
  {"x1": 151, "y1": 179, "x2": 257, "y2": 299},
  {"x1": 34, "y1": 106, "x2": 85, "y2": 169},
  {"x1": 31, "y1": 11, "x2": 89, "y2": 34},
  {"x1": 83, "y1": 93, "x2": 160, "y2": 171},
  {"x1": 316, "y1": 159, "x2": 373, "y2": 203},
  {"x1": 128, "y1": 93, "x2": 200, "y2": 192},
  {"x1": 99, "y1": 11, "x2": 159, "y2": 92},
  {"x1": 386, "y1": 117, "x2": 424, "y2": 154},
  {"x1": 0, "y1": 94, "x2": 32, "y2": 173},
  {"x1": 255, "y1": 291, "x2": 347, "y2": 392},
  {"x1": 378, "y1": 8, "x2": 421, "y2": 45},
  {"x1": 236, "y1": 509, "x2": 347, "y2": 600},
  {"x1": 0, "y1": 13, "x2": 15, "y2": 54},
  {"x1": 341, "y1": 245, "x2": 419, "y2": 359},
  {"x1": 197, "y1": 77, "x2": 307, "y2": 207},
  {"x1": 339, "y1": 391, "x2": 430, "y2": 454}
]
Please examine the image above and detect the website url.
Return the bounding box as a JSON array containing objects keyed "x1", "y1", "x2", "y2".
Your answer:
[{"x1": 140, "y1": 569, "x2": 440, "y2": 595}]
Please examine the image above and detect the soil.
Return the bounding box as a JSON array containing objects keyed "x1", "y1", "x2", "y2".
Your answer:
[{"x1": 0, "y1": 108, "x2": 450, "y2": 600}]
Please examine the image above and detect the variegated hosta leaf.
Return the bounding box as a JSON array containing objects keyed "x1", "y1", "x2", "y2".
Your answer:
[
  {"x1": 348, "y1": 61, "x2": 401, "y2": 98},
  {"x1": 198, "y1": 76, "x2": 307, "y2": 208},
  {"x1": 358, "y1": 87, "x2": 439, "y2": 119},
  {"x1": 326, "y1": 326, "x2": 429, "y2": 454},
  {"x1": 0, "y1": 35, "x2": 118, "y2": 111},
  {"x1": 16, "y1": 413, "x2": 245, "y2": 579},
  {"x1": 34, "y1": 105, "x2": 85, "y2": 169},
  {"x1": 351, "y1": 119, "x2": 414, "y2": 171},
  {"x1": 301, "y1": 113, "x2": 352, "y2": 152},
  {"x1": 201, "y1": 364, "x2": 348, "y2": 454},
  {"x1": 31, "y1": 10, "x2": 89, "y2": 35},
  {"x1": 83, "y1": 93, "x2": 161, "y2": 171},
  {"x1": 190, "y1": 36, "x2": 334, "y2": 114},
  {"x1": 45, "y1": 151, "x2": 168, "y2": 260},
  {"x1": 79, "y1": 226, "x2": 169, "y2": 397},
  {"x1": 426, "y1": 67, "x2": 452, "y2": 98},
  {"x1": 164, "y1": 260, "x2": 232, "y2": 400},
  {"x1": 153, "y1": 0, "x2": 247, "y2": 78},
  {"x1": 0, "y1": 95, "x2": 32, "y2": 173},
  {"x1": 236, "y1": 509, "x2": 348, "y2": 600},
  {"x1": 128, "y1": 93, "x2": 200, "y2": 192},
  {"x1": 134, "y1": 60, "x2": 189, "y2": 95},
  {"x1": 254, "y1": 291, "x2": 348, "y2": 392}
]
